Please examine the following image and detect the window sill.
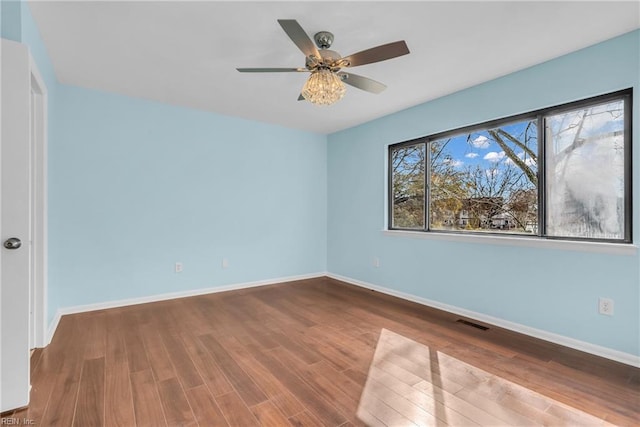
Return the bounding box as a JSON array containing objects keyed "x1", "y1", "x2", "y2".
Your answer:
[{"x1": 382, "y1": 229, "x2": 638, "y2": 256}]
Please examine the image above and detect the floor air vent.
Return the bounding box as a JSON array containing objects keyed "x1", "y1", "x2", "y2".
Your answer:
[{"x1": 456, "y1": 319, "x2": 489, "y2": 330}]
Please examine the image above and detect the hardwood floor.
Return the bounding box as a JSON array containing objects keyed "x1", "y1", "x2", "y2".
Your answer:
[{"x1": 2, "y1": 277, "x2": 638, "y2": 426}]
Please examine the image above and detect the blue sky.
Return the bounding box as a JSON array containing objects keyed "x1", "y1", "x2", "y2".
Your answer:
[{"x1": 434, "y1": 119, "x2": 538, "y2": 174}]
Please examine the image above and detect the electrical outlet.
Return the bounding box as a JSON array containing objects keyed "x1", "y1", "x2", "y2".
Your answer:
[
  {"x1": 222, "y1": 257, "x2": 229, "y2": 269},
  {"x1": 373, "y1": 257, "x2": 380, "y2": 268},
  {"x1": 598, "y1": 297, "x2": 614, "y2": 316},
  {"x1": 175, "y1": 262, "x2": 183, "y2": 273}
]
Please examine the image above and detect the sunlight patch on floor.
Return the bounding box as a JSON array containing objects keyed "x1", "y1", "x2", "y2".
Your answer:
[{"x1": 356, "y1": 328, "x2": 613, "y2": 426}]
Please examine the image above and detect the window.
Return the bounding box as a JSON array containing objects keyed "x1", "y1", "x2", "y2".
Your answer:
[
  {"x1": 429, "y1": 118, "x2": 538, "y2": 234},
  {"x1": 545, "y1": 99, "x2": 627, "y2": 240},
  {"x1": 388, "y1": 90, "x2": 631, "y2": 243}
]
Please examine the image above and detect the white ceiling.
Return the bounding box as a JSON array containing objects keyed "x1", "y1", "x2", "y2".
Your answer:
[{"x1": 28, "y1": 1, "x2": 640, "y2": 134}]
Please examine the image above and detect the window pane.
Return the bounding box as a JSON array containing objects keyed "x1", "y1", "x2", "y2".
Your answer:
[
  {"x1": 391, "y1": 144, "x2": 425, "y2": 229},
  {"x1": 545, "y1": 100, "x2": 626, "y2": 240},
  {"x1": 430, "y1": 120, "x2": 538, "y2": 234}
]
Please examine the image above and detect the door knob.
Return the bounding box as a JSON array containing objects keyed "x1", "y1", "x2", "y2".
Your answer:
[{"x1": 3, "y1": 237, "x2": 22, "y2": 250}]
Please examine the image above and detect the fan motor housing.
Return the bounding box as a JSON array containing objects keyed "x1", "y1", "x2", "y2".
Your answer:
[{"x1": 314, "y1": 31, "x2": 334, "y2": 49}]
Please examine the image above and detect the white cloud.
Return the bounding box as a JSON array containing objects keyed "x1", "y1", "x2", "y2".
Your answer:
[
  {"x1": 465, "y1": 152, "x2": 479, "y2": 158},
  {"x1": 471, "y1": 135, "x2": 490, "y2": 149},
  {"x1": 483, "y1": 151, "x2": 505, "y2": 162}
]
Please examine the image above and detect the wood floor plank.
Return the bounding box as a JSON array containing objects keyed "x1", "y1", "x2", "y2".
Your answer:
[
  {"x1": 374, "y1": 344, "x2": 467, "y2": 394},
  {"x1": 130, "y1": 370, "x2": 167, "y2": 427},
  {"x1": 357, "y1": 391, "x2": 419, "y2": 427},
  {"x1": 250, "y1": 401, "x2": 291, "y2": 427},
  {"x1": 73, "y1": 357, "x2": 105, "y2": 426},
  {"x1": 367, "y1": 367, "x2": 481, "y2": 426},
  {"x1": 38, "y1": 373, "x2": 81, "y2": 426},
  {"x1": 216, "y1": 335, "x2": 305, "y2": 417},
  {"x1": 252, "y1": 347, "x2": 348, "y2": 426},
  {"x1": 544, "y1": 358, "x2": 640, "y2": 407},
  {"x1": 215, "y1": 391, "x2": 260, "y2": 426},
  {"x1": 104, "y1": 360, "x2": 136, "y2": 427},
  {"x1": 490, "y1": 355, "x2": 621, "y2": 419},
  {"x1": 26, "y1": 317, "x2": 81, "y2": 423},
  {"x1": 22, "y1": 369, "x2": 56, "y2": 423},
  {"x1": 175, "y1": 298, "x2": 217, "y2": 337},
  {"x1": 38, "y1": 346, "x2": 83, "y2": 427},
  {"x1": 306, "y1": 324, "x2": 373, "y2": 364},
  {"x1": 222, "y1": 304, "x2": 280, "y2": 350},
  {"x1": 266, "y1": 329, "x2": 323, "y2": 364},
  {"x1": 253, "y1": 289, "x2": 317, "y2": 328},
  {"x1": 270, "y1": 346, "x2": 361, "y2": 423},
  {"x1": 287, "y1": 410, "x2": 325, "y2": 427},
  {"x1": 122, "y1": 322, "x2": 151, "y2": 373},
  {"x1": 180, "y1": 331, "x2": 234, "y2": 396},
  {"x1": 414, "y1": 378, "x2": 520, "y2": 426},
  {"x1": 199, "y1": 334, "x2": 267, "y2": 406},
  {"x1": 140, "y1": 325, "x2": 176, "y2": 382},
  {"x1": 83, "y1": 312, "x2": 107, "y2": 360},
  {"x1": 321, "y1": 323, "x2": 378, "y2": 353},
  {"x1": 544, "y1": 401, "x2": 617, "y2": 426},
  {"x1": 184, "y1": 385, "x2": 229, "y2": 427},
  {"x1": 156, "y1": 377, "x2": 197, "y2": 427},
  {"x1": 105, "y1": 311, "x2": 128, "y2": 364},
  {"x1": 360, "y1": 375, "x2": 440, "y2": 427},
  {"x1": 268, "y1": 392, "x2": 307, "y2": 421},
  {"x1": 30, "y1": 348, "x2": 44, "y2": 375},
  {"x1": 307, "y1": 361, "x2": 365, "y2": 406},
  {"x1": 157, "y1": 329, "x2": 204, "y2": 389},
  {"x1": 281, "y1": 325, "x2": 355, "y2": 372}
]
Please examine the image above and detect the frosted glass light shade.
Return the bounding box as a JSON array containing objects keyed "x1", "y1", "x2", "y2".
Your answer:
[{"x1": 301, "y1": 69, "x2": 346, "y2": 105}]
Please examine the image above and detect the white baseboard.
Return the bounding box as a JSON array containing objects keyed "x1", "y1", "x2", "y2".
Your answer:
[
  {"x1": 45, "y1": 272, "x2": 325, "y2": 344},
  {"x1": 326, "y1": 273, "x2": 640, "y2": 368}
]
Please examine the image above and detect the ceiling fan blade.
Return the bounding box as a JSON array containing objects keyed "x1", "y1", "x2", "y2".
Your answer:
[
  {"x1": 338, "y1": 72, "x2": 386, "y2": 94},
  {"x1": 236, "y1": 67, "x2": 307, "y2": 73},
  {"x1": 341, "y1": 41, "x2": 409, "y2": 67},
  {"x1": 277, "y1": 19, "x2": 321, "y2": 59}
]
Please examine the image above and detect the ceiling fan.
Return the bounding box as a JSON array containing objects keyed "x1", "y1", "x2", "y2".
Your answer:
[{"x1": 237, "y1": 19, "x2": 410, "y2": 105}]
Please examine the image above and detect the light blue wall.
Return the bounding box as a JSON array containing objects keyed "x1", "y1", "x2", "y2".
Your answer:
[
  {"x1": 1, "y1": 2, "x2": 58, "y2": 104},
  {"x1": 1, "y1": 0, "x2": 22, "y2": 41},
  {"x1": 327, "y1": 30, "x2": 640, "y2": 356},
  {"x1": 2, "y1": 1, "x2": 58, "y2": 177},
  {"x1": 20, "y1": 2, "x2": 57, "y2": 95},
  {"x1": 49, "y1": 85, "x2": 327, "y2": 321}
]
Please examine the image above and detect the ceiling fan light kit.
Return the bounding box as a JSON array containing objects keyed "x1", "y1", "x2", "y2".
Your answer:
[
  {"x1": 302, "y1": 69, "x2": 346, "y2": 105},
  {"x1": 237, "y1": 20, "x2": 409, "y2": 106}
]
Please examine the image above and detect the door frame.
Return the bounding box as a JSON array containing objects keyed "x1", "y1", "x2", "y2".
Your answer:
[{"x1": 29, "y1": 49, "x2": 48, "y2": 349}]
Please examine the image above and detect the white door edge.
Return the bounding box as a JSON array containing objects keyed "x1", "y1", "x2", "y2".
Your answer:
[{"x1": 28, "y1": 53, "x2": 48, "y2": 349}]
